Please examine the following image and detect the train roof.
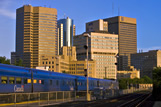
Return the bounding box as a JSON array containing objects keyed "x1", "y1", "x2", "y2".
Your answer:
[
  {"x1": 0, "y1": 63, "x2": 116, "y2": 82},
  {"x1": 0, "y1": 63, "x2": 30, "y2": 73}
]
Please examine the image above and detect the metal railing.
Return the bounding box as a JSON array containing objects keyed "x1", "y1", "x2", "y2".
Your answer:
[
  {"x1": 0, "y1": 88, "x2": 152, "y2": 107},
  {"x1": 0, "y1": 91, "x2": 92, "y2": 107}
]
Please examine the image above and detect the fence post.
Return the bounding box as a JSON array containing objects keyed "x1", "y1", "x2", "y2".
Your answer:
[
  {"x1": 48, "y1": 92, "x2": 49, "y2": 105},
  {"x1": 14, "y1": 93, "x2": 16, "y2": 107},
  {"x1": 75, "y1": 91, "x2": 76, "y2": 101},
  {"x1": 69, "y1": 91, "x2": 70, "y2": 100},
  {"x1": 56, "y1": 92, "x2": 57, "y2": 102},
  {"x1": 63, "y1": 91, "x2": 64, "y2": 102},
  {"x1": 39, "y1": 93, "x2": 40, "y2": 106}
]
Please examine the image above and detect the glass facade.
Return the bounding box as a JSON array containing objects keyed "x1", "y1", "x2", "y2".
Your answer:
[{"x1": 57, "y1": 17, "x2": 74, "y2": 48}]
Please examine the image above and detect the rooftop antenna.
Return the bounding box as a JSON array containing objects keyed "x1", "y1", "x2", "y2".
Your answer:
[
  {"x1": 112, "y1": 1, "x2": 114, "y2": 16},
  {"x1": 118, "y1": 6, "x2": 120, "y2": 16},
  {"x1": 23, "y1": 0, "x2": 24, "y2": 6},
  {"x1": 64, "y1": 13, "x2": 66, "y2": 19}
]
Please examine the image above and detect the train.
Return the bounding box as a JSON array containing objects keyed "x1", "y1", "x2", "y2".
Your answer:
[{"x1": 0, "y1": 63, "x2": 119, "y2": 93}]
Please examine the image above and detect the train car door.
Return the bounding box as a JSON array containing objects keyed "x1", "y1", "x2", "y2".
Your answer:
[
  {"x1": 75, "y1": 79, "x2": 78, "y2": 91},
  {"x1": 97, "y1": 80, "x2": 99, "y2": 87}
]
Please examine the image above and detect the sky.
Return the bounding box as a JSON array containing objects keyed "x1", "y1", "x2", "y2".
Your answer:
[{"x1": 0, "y1": 0, "x2": 161, "y2": 59}]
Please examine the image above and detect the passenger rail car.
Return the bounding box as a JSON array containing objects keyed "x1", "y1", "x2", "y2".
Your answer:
[{"x1": 0, "y1": 63, "x2": 118, "y2": 93}]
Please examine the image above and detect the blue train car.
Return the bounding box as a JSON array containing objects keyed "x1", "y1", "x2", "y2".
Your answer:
[{"x1": 0, "y1": 63, "x2": 118, "y2": 93}]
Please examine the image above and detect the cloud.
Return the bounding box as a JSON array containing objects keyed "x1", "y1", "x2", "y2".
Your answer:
[
  {"x1": 0, "y1": 0, "x2": 16, "y2": 19},
  {"x1": 0, "y1": 8, "x2": 16, "y2": 19},
  {"x1": 138, "y1": 46, "x2": 161, "y2": 52}
]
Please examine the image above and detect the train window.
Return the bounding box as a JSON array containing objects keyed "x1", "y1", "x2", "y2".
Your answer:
[
  {"x1": 34, "y1": 79, "x2": 37, "y2": 83},
  {"x1": 16, "y1": 78, "x2": 21, "y2": 84},
  {"x1": 24, "y1": 78, "x2": 27, "y2": 84},
  {"x1": 50, "y1": 80, "x2": 52, "y2": 85},
  {"x1": 77, "y1": 82, "x2": 79, "y2": 86},
  {"x1": 56, "y1": 80, "x2": 59, "y2": 86},
  {"x1": 1, "y1": 76, "x2": 7, "y2": 84},
  {"x1": 41, "y1": 80, "x2": 44, "y2": 84},
  {"x1": 27, "y1": 79, "x2": 31, "y2": 83},
  {"x1": 9, "y1": 77, "x2": 15, "y2": 84}
]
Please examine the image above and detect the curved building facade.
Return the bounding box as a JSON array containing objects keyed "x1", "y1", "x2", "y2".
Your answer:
[{"x1": 57, "y1": 17, "x2": 75, "y2": 54}]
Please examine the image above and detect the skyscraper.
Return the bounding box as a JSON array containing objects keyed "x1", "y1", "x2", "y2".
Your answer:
[
  {"x1": 74, "y1": 31, "x2": 118, "y2": 79},
  {"x1": 16, "y1": 5, "x2": 57, "y2": 68},
  {"x1": 57, "y1": 17, "x2": 75, "y2": 54},
  {"x1": 104, "y1": 16, "x2": 137, "y2": 70}
]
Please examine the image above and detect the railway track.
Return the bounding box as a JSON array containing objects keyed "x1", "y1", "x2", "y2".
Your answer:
[
  {"x1": 45, "y1": 91, "x2": 153, "y2": 107},
  {"x1": 118, "y1": 92, "x2": 152, "y2": 107}
]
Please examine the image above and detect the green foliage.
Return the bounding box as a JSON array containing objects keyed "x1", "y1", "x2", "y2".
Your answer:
[
  {"x1": 119, "y1": 78, "x2": 128, "y2": 89},
  {"x1": 0, "y1": 56, "x2": 10, "y2": 64},
  {"x1": 14, "y1": 58, "x2": 24, "y2": 67},
  {"x1": 62, "y1": 70, "x2": 67, "y2": 73},
  {"x1": 153, "y1": 67, "x2": 161, "y2": 100},
  {"x1": 142, "y1": 75, "x2": 152, "y2": 84},
  {"x1": 118, "y1": 76, "x2": 152, "y2": 89}
]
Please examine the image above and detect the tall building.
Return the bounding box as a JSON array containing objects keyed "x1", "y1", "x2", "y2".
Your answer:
[
  {"x1": 117, "y1": 66, "x2": 140, "y2": 79},
  {"x1": 39, "y1": 46, "x2": 96, "y2": 78},
  {"x1": 86, "y1": 19, "x2": 108, "y2": 32},
  {"x1": 104, "y1": 16, "x2": 137, "y2": 70},
  {"x1": 15, "y1": 5, "x2": 57, "y2": 68},
  {"x1": 57, "y1": 17, "x2": 75, "y2": 54},
  {"x1": 74, "y1": 31, "x2": 118, "y2": 79},
  {"x1": 131, "y1": 50, "x2": 161, "y2": 79}
]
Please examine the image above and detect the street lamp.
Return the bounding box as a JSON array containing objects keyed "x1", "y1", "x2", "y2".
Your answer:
[
  {"x1": 105, "y1": 67, "x2": 107, "y2": 79},
  {"x1": 83, "y1": 33, "x2": 91, "y2": 101},
  {"x1": 115, "y1": 54, "x2": 119, "y2": 80},
  {"x1": 55, "y1": 56, "x2": 59, "y2": 72}
]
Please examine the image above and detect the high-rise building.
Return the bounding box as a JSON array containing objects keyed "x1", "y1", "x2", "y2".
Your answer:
[
  {"x1": 15, "y1": 5, "x2": 57, "y2": 68},
  {"x1": 131, "y1": 50, "x2": 161, "y2": 79},
  {"x1": 74, "y1": 31, "x2": 118, "y2": 79},
  {"x1": 57, "y1": 17, "x2": 75, "y2": 54},
  {"x1": 104, "y1": 16, "x2": 137, "y2": 70},
  {"x1": 39, "y1": 46, "x2": 96, "y2": 78},
  {"x1": 86, "y1": 19, "x2": 108, "y2": 32}
]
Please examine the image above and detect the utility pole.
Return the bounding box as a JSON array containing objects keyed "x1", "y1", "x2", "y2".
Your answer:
[{"x1": 105, "y1": 67, "x2": 107, "y2": 79}]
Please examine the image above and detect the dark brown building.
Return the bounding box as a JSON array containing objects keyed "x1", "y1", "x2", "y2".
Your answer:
[{"x1": 104, "y1": 16, "x2": 137, "y2": 70}]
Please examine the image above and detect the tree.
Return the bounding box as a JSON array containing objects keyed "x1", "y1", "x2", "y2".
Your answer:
[
  {"x1": 14, "y1": 58, "x2": 24, "y2": 67},
  {"x1": 62, "y1": 70, "x2": 67, "y2": 74},
  {"x1": 0, "y1": 56, "x2": 10, "y2": 64},
  {"x1": 153, "y1": 67, "x2": 161, "y2": 100},
  {"x1": 142, "y1": 75, "x2": 152, "y2": 84},
  {"x1": 118, "y1": 76, "x2": 152, "y2": 89},
  {"x1": 118, "y1": 78, "x2": 128, "y2": 89}
]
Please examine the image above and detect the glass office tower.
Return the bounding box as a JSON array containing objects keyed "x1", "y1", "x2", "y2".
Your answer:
[{"x1": 57, "y1": 17, "x2": 75, "y2": 54}]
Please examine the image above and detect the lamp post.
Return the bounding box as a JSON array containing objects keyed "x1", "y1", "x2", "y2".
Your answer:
[
  {"x1": 55, "y1": 56, "x2": 59, "y2": 72},
  {"x1": 83, "y1": 33, "x2": 91, "y2": 101},
  {"x1": 105, "y1": 67, "x2": 107, "y2": 79},
  {"x1": 115, "y1": 54, "x2": 119, "y2": 80}
]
